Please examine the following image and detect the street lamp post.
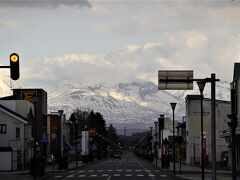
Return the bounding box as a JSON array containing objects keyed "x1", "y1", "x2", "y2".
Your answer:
[
  {"x1": 160, "y1": 114, "x2": 165, "y2": 169},
  {"x1": 75, "y1": 119, "x2": 78, "y2": 168},
  {"x1": 170, "y1": 102, "x2": 177, "y2": 174},
  {"x1": 154, "y1": 121, "x2": 158, "y2": 167},
  {"x1": 197, "y1": 81, "x2": 206, "y2": 180},
  {"x1": 150, "y1": 127, "x2": 153, "y2": 161}
]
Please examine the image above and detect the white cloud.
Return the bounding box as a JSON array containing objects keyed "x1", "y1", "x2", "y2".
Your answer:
[
  {"x1": 0, "y1": 20, "x2": 22, "y2": 29},
  {"x1": 169, "y1": 32, "x2": 208, "y2": 48}
]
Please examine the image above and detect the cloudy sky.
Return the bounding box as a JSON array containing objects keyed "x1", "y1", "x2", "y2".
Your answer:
[{"x1": 0, "y1": 0, "x2": 239, "y2": 87}]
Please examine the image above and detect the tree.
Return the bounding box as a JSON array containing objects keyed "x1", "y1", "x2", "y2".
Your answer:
[{"x1": 107, "y1": 124, "x2": 119, "y2": 150}]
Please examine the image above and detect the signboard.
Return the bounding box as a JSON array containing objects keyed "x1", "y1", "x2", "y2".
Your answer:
[
  {"x1": 89, "y1": 128, "x2": 96, "y2": 137},
  {"x1": 81, "y1": 131, "x2": 89, "y2": 155},
  {"x1": 158, "y1": 70, "x2": 193, "y2": 90},
  {"x1": 21, "y1": 91, "x2": 37, "y2": 102},
  {"x1": 40, "y1": 134, "x2": 48, "y2": 143}
]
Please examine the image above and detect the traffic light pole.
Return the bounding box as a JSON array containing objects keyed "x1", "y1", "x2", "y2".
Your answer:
[{"x1": 0, "y1": 66, "x2": 10, "y2": 68}]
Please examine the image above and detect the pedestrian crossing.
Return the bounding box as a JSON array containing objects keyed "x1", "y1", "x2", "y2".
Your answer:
[{"x1": 54, "y1": 169, "x2": 169, "y2": 178}]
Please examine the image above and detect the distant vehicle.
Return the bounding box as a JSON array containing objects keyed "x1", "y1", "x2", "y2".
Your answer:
[
  {"x1": 113, "y1": 151, "x2": 121, "y2": 160},
  {"x1": 47, "y1": 154, "x2": 56, "y2": 165}
]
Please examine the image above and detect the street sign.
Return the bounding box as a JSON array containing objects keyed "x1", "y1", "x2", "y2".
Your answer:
[
  {"x1": 158, "y1": 70, "x2": 193, "y2": 90},
  {"x1": 89, "y1": 128, "x2": 96, "y2": 137},
  {"x1": 40, "y1": 134, "x2": 48, "y2": 143}
]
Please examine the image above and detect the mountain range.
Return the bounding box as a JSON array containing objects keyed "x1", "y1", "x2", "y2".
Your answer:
[{"x1": 0, "y1": 79, "x2": 230, "y2": 133}]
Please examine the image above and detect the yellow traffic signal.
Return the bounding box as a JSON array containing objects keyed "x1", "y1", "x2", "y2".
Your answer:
[
  {"x1": 10, "y1": 53, "x2": 19, "y2": 80},
  {"x1": 10, "y1": 53, "x2": 19, "y2": 62}
]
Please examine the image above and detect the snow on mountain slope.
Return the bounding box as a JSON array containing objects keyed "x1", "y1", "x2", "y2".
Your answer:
[{"x1": 46, "y1": 80, "x2": 230, "y2": 128}]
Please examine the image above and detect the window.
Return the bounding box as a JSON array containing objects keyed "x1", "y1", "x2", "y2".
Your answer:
[
  {"x1": 0, "y1": 124, "x2": 6, "y2": 134},
  {"x1": 16, "y1": 127, "x2": 20, "y2": 139}
]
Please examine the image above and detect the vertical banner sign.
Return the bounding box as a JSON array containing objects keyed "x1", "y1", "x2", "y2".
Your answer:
[{"x1": 81, "y1": 131, "x2": 89, "y2": 155}]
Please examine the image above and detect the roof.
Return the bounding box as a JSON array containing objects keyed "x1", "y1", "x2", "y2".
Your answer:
[
  {"x1": 234, "y1": 63, "x2": 240, "y2": 80},
  {"x1": 185, "y1": 95, "x2": 230, "y2": 104},
  {"x1": 0, "y1": 95, "x2": 17, "y2": 100},
  {"x1": 0, "y1": 104, "x2": 28, "y2": 124}
]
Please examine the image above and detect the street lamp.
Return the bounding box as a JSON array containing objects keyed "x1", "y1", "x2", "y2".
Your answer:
[
  {"x1": 159, "y1": 114, "x2": 165, "y2": 168},
  {"x1": 149, "y1": 127, "x2": 153, "y2": 161},
  {"x1": 170, "y1": 102, "x2": 177, "y2": 174},
  {"x1": 154, "y1": 121, "x2": 158, "y2": 167},
  {"x1": 75, "y1": 118, "x2": 78, "y2": 168},
  {"x1": 197, "y1": 81, "x2": 206, "y2": 180}
]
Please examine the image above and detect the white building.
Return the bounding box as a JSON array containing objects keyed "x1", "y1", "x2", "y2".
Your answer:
[
  {"x1": 185, "y1": 95, "x2": 230, "y2": 165},
  {"x1": 0, "y1": 100, "x2": 34, "y2": 170}
]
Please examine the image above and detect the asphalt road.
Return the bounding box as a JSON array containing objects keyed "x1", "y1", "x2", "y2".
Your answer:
[{"x1": 50, "y1": 152, "x2": 183, "y2": 180}]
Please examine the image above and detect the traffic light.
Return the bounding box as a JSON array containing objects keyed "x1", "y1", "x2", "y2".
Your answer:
[{"x1": 10, "y1": 53, "x2": 19, "y2": 80}]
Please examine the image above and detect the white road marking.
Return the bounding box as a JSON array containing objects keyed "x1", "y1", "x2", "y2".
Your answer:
[
  {"x1": 145, "y1": 170, "x2": 150, "y2": 172},
  {"x1": 78, "y1": 170, "x2": 84, "y2": 173},
  {"x1": 90, "y1": 174, "x2": 97, "y2": 177},
  {"x1": 149, "y1": 174, "x2": 155, "y2": 177},
  {"x1": 136, "y1": 169, "x2": 141, "y2": 172},
  {"x1": 137, "y1": 174, "x2": 144, "y2": 176},
  {"x1": 113, "y1": 174, "x2": 120, "y2": 176},
  {"x1": 126, "y1": 169, "x2": 132, "y2": 172},
  {"x1": 67, "y1": 174, "x2": 74, "y2": 178},
  {"x1": 133, "y1": 156, "x2": 156, "y2": 180},
  {"x1": 117, "y1": 169, "x2": 122, "y2": 172},
  {"x1": 102, "y1": 174, "x2": 109, "y2": 176},
  {"x1": 70, "y1": 170, "x2": 75, "y2": 173},
  {"x1": 160, "y1": 174, "x2": 168, "y2": 177},
  {"x1": 126, "y1": 174, "x2": 132, "y2": 176},
  {"x1": 108, "y1": 170, "x2": 113, "y2": 172}
]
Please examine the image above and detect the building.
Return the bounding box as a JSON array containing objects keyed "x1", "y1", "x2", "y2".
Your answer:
[
  {"x1": 47, "y1": 110, "x2": 72, "y2": 162},
  {"x1": 12, "y1": 89, "x2": 48, "y2": 157},
  {"x1": 0, "y1": 103, "x2": 33, "y2": 170},
  {"x1": 185, "y1": 95, "x2": 230, "y2": 165},
  {"x1": 232, "y1": 63, "x2": 240, "y2": 170}
]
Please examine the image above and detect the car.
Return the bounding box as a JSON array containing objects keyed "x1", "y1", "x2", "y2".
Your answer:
[
  {"x1": 47, "y1": 154, "x2": 56, "y2": 165},
  {"x1": 113, "y1": 151, "x2": 121, "y2": 159}
]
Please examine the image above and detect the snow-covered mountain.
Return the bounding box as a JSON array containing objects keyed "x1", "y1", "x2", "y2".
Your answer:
[{"x1": 0, "y1": 79, "x2": 231, "y2": 130}]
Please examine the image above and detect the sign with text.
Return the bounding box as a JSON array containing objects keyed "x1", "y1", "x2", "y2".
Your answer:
[
  {"x1": 158, "y1": 70, "x2": 193, "y2": 90},
  {"x1": 21, "y1": 91, "x2": 37, "y2": 102}
]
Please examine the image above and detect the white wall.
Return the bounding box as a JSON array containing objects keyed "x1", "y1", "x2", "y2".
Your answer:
[{"x1": 186, "y1": 97, "x2": 230, "y2": 164}]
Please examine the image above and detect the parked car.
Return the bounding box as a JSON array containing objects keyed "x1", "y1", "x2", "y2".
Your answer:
[
  {"x1": 113, "y1": 151, "x2": 121, "y2": 160},
  {"x1": 47, "y1": 154, "x2": 56, "y2": 165}
]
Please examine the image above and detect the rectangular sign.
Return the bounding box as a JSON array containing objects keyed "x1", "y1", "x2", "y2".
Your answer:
[
  {"x1": 158, "y1": 70, "x2": 193, "y2": 90},
  {"x1": 21, "y1": 91, "x2": 37, "y2": 102}
]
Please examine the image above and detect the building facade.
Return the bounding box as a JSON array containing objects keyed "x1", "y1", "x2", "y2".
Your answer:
[
  {"x1": 185, "y1": 95, "x2": 230, "y2": 165},
  {"x1": 0, "y1": 104, "x2": 32, "y2": 170}
]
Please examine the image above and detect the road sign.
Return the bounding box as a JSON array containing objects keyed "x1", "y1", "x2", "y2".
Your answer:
[
  {"x1": 40, "y1": 134, "x2": 48, "y2": 143},
  {"x1": 158, "y1": 70, "x2": 193, "y2": 90},
  {"x1": 89, "y1": 128, "x2": 96, "y2": 137}
]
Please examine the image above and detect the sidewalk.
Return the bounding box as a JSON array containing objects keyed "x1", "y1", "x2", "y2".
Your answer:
[
  {"x1": 153, "y1": 159, "x2": 238, "y2": 180},
  {"x1": 0, "y1": 160, "x2": 83, "y2": 180}
]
